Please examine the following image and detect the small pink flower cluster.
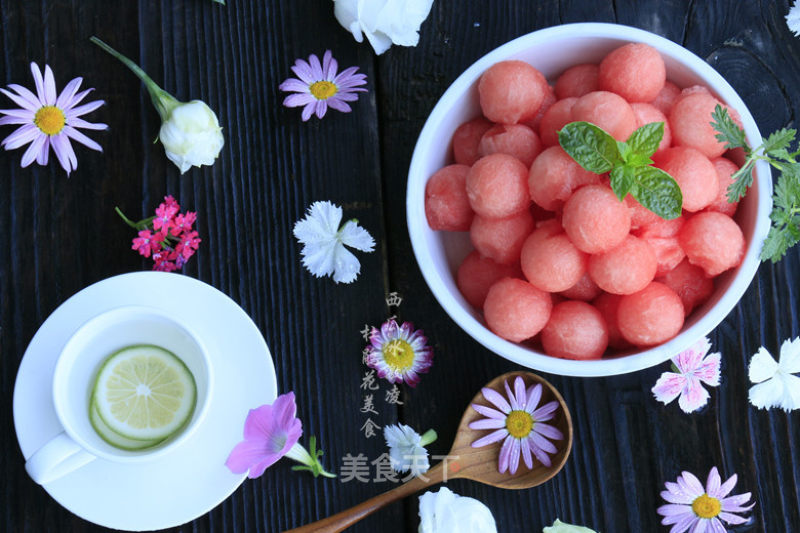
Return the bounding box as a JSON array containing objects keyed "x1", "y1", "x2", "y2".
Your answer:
[{"x1": 130, "y1": 196, "x2": 201, "y2": 271}]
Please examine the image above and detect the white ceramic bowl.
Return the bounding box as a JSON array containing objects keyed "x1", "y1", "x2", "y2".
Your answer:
[{"x1": 407, "y1": 23, "x2": 772, "y2": 377}]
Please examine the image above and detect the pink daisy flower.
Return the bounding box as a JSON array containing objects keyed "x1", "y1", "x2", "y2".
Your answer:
[
  {"x1": 0, "y1": 62, "x2": 107, "y2": 175},
  {"x1": 657, "y1": 467, "x2": 754, "y2": 533},
  {"x1": 278, "y1": 50, "x2": 367, "y2": 121},
  {"x1": 652, "y1": 337, "x2": 721, "y2": 413},
  {"x1": 470, "y1": 376, "x2": 563, "y2": 475},
  {"x1": 365, "y1": 319, "x2": 433, "y2": 387}
]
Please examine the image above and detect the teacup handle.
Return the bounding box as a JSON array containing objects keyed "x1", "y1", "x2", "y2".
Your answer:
[{"x1": 25, "y1": 432, "x2": 96, "y2": 485}]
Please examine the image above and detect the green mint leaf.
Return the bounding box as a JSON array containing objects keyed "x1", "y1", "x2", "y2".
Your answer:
[
  {"x1": 626, "y1": 122, "x2": 664, "y2": 159},
  {"x1": 558, "y1": 121, "x2": 620, "y2": 173},
  {"x1": 617, "y1": 140, "x2": 633, "y2": 162},
  {"x1": 763, "y1": 128, "x2": 796, "y2": 158},
  {"x1": 711, "y1": 104, "x2": 747, "y2": 151},
  {"x1": 631, "y1": 166, "x2": 682, "y2": 219},
  {"x1": 609, "y1": 165, "x2": 637, "y2": 201}
]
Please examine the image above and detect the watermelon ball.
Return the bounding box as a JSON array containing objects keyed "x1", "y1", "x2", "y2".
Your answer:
[
  {"x1": 705, "y1": 157, "x2": 740, "y2": 217},
  {"x1": 478, "y1": 60, "x2": 549, "y2": 124},
  {"x1": 470, "y1": 210, "x2": 535, "y2": 265},
  {"x1": 528, "y1": 146, "x2": 600, "y2": 211},
  {"x1": 589, "y1": 235, "x2": 657, "y2": 295},
  {"x1": 457, "y1": 251, "x2": 520, "y2": 309},
  {"x1": 425, "y1": 164, "x2": 473, "y2": 231},
  {"x1": 624, "y1": 194, "x2": 661, "y2": 229},
  {"x1": 571, "y1": 91, "x2": 638, "y2": 141},
  {"x1": 466, "y1": 153, "x2": 531, "y2": 219},
  {"x1": 617, "y1": 282, "x2": 685, "y2": 346},
  {"x1": 630, "y1": 102, "x2": 672, "y2": 157},
  {"x1": 523, "y1": 85, "x2": 557, "y2": 132},
  {"x1": 539, "y1": 97, "x2": 578, "y2": 147},
  {"x1": 670, "y1": 92, "x2": 734, "y2": 158},
  {"x1": 635, "y1": 216, "x2": 687, "y2": 276},
  {"x1": 654, "y1": 147, "x2": 718, "y2": 212},
  {"x1": 452, "y1": 117, "x2": 493, "y2": 166},
  {"x1": 650, "y1": 80, "x2": 681, "y2": 115},
  {"x1": 678, "y1": 211, "x2": 745, "y2": 276},
  {"x1": 635, "y1": 216, "x2": 685, "y2": 239},
  {"x1": 520, "y1": 226, "x2": 588, "y2": 292},
  {"x1": 593, "y1": 292, "x2": 629, "y2": 349},
  {"x1": 541, "y1": 301, "x2": 608, "y2": 360},
  {"x1": 478, "y1": 124, "x2": 543, "y2": 167},
  {"x1": 559, "y1": 272, "x2": 602, "y2": 301},
  {"x1": 598, "y1": 43, "x2": 666, "y2": 103},
  {"x1": 483, "y1": 278, "x2": 552, "y2": 342},
  {"x1": 562, "y1": 184, "x2": 631, "y2": 253},
  {"x1": 555, "y1": 64, "x2": 599, "y2": 99},
  {"x1": 656, "y1": 258, "x2": 714, "y2": 315}
]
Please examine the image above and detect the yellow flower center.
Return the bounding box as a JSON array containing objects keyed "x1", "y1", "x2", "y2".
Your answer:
[
  {"x1": 691, "y1": 494, "x2": 721, "y2": 519},
  {"x1": 34, "y1": 106, "x2": 66, "y2": 135},
  {"x1": 505, "y1": 410, "x2": 534, "y2": 439},
  {"x1": 309, "y1": 81, "x2": 338, "y2": 100},
  {"x1": 383, "y1": 339, "x2": 415, "y2": 372}
]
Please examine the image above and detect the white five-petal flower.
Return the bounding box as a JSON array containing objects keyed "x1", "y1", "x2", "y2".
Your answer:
[
  {"x1": 333, "y1": 0, "x2": 434, "y2": 55},
  {"x1": 748, "y1": 337, "x2": 800, "y2": 411},
  {"x1": 383, "y1": 423, "x2": 436, "y2": 476},
  {"x1": 293, "y1": 201, "x2": 375, "y2": 284}
]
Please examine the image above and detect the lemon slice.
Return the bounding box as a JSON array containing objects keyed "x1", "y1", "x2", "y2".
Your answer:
[
  {"x1": 89, "y1": 400, "x2": 164, "y2": 450},
  {"x1": 92, "y1": 345, "x2": 196, "y2": 441}
]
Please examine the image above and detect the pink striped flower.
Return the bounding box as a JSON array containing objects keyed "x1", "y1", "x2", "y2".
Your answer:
[
  {"x1": 652, "y1": 337, "x2": 721, "y2": 414},
  {"x1": 470, "y1": 376, "x2": 563, "y2": 475},
  {"x1": 0, "y1": 63, "x2": 107, "y2": 175}
]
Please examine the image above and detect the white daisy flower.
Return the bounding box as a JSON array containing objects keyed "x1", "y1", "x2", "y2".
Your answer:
[
  {"x1": 383, "y1": 423, "x2": 436, "y2": 476},
  {"x1": 787, "y1": 2, "x2": 800, "y2": 36},
  {"x1": 748, "y1": 337, "x2": 800, "y2": 411},
  {"x1": 293, "y1": 201, "x2": 375, "y2": 284}
]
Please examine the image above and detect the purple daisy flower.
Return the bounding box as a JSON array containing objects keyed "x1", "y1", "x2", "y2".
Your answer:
[
  {"x1": 657, "y1": 467, "x2": 754, "y2": 533},
  {"x1": 0, "y1": 62, "x2": 107, "y2": 175},
  {"x1": 470, "y1": 376, "x2": 563, "y2": 475},
  {"x1": 278, "y1": 50, "x2": 367, "y2": 121},
  {"x1": 365, "y1": 319, "x2": 433, "y2": 387}
]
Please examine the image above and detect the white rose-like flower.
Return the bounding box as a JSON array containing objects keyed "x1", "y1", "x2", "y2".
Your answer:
[
  {"x1": 333, "y1": 0, "x2": 434, "y2": 55},
  {"x1": 543, "y1": 519, "x2": 599, "y2": 533},
  {"x1": 159, "y1": 100, "x2": 224, "y2": 174},
  {"x1": 418, "y1": 488, "x2": 497, "y2": 533}
]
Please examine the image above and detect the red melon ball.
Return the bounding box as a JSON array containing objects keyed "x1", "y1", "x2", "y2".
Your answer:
[
  {"x1": 466, "y1": 153, "x2": 531, "y2": 219},
  {"x1": 656, "y1": 258, "x2": 714, "y2": 315},
  {"x1": 571, "y1": 91, "x2": 638, "y2": 141},
  {"x1": 555, "y1": 64, "x2": 600, "y2": 99},
  {"x1": 670, "y1": 92, "x2": 735, "y2": 158},
  {"x1": 678, "y1": 211, "x2": 745, "y2": 276},
  {"x1": 478, "y1": 124, "x2": 543, "y2": 167},
  {"x1": 705, "y1": 157, "x2": 740, "y2": 217},
  {"x1": 478, "y1": 61, "x2": 548, "y2": 124},
  {"x1": 470, "y1": 210, "x2": 535, "y2": 265},
  {"x1": 624, "y1": 194, "x2": 661, "y2": 230},
  {"x1": 528, "y1": 146, "x2": 600, "y2": 211},
  {"x1": 598, "y1": 43, "x2": 666, "y2": 103},
  {"x1": 562, "y1": 184, "x2": 631, "y2": 253},
  {"x1": 523, "y1": 85, "x2": 557, "y2": 132},
  {"x1": 425, "y1": 164, "x2": 473, "y2": 231},
  {"x1": 593, "y1": 292, "x2": 629, "y2": 349},
  {"x1": 539, "y1": 97, "x2": 578, "y2": 147},
  {"x1": 588, "y1": 235, "x2": 657, "y2": 295},
  {"x1": 457, "y1": 251, "x2": 520, "y2": 309},
  {"x1": 452, "y1": 117, "x2": 493, "y2": 166},
  {"x1": 617, "y1": 282, "x2": 685, "y2": 346},
  {"x1": 650, "y1": 81, "x2": 681, "y2": 115},
  {"x1": 483, "y1": 278, "x2": 552, "y2": 342},
  {"x1": 654, "y1": 147, "x2": 718, "y2": 212},
  {"x1": 559, "y1": 272, "x2": 602, "y2": 301},
  {"x1": 520, "y1": 227, "x2": 588, "y2": 292},
  {"x1": 541, "y1": 301, "x2": 608, "y2": 360}
]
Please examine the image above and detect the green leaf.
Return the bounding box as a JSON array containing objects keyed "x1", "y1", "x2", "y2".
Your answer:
[
  {"x1": 626, "y1": 122, "x2": 664, "y2": 159},
  {"x1": 763, "y1": 128, "x2": 796, "y2": 158},
  {"x1": 760, "y1": 168, "x2": 800, "y2": 262},
  {"x1": 609, "y1": 165, "x2": 637, "y2": 201},
  {"x1": 710, "y1": 104, "x2": 748, "y2": 151},
  {"x1": 631, "y1": 166, "x2": 682, "y2": 219},
  {"x1": 558, "y1": 121, "x2": 620, "y2": 174},
  {"x1": 726, "y1": 163, "x2": 754, "y2": 203}
]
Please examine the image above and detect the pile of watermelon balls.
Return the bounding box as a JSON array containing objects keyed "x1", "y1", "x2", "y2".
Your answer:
[{"x1": 424, "y1": 42, "x2": 747, "y2": 360}]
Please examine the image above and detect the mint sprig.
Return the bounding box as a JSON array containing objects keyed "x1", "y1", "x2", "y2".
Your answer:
[
  {"x1": 559, "y1": 121, "x2": 682, "y2": 219},
  {"x1": 710, "y1": 104, "x2": 800, "y2": 263}
]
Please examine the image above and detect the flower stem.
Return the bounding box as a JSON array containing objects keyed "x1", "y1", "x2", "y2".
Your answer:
[
  {"x1": 286, "y1": 438, "x2": 337, "y2": 478},
  {"x1": 419, "y1": 429, "x2": 438, "y2": 447},
  {"x1": 90, "y1": 36, "x2": 180, "y2": 121}
]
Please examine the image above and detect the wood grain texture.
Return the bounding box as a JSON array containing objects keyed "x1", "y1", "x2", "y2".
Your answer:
[{"x1": 0, "y1": 1, "x2": 798, "y2": 532}]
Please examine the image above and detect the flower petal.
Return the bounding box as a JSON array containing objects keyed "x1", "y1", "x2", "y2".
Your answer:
[
  {"x1": 530, "y1": 431, "x2": 557, "y2": 454},
  {"x1": 471, "y1": 403, "x2": 506, "y2": 420},
  {"x1": 717, "y1": 512, "x2": 749, "y2": 525},
  {"x1": 225, "y1": 438, "x2": 272, "y2": 474},
  {"x1": 526, "y1": 383, "x2": 542, "y2": 412},
  {"x1": 513, "y1": 377, "x2": 527, "y2": 411},
  {"x1": 42, "y1": 64, "x2": 57, "y2": 105},
  {"x1": 331, "y1": 243, "x2": 361, "y2": 284},
  {"x1": 20, "y1": 133, "x2": 46, "y2": 167},
  {"x1": 0, "y1": 87, "x2": 40, "y2": 112},
  {"x1": 652, "y1": 372, "x2": 686, "y2": 406},
  {"x1": 705, "y1": 467, "x2": 721, "y2": 496},
  {"x1": 6, "y1": 84, "x2": 41, "y2": 108},
  {"x1": 497, "y1": 435, "x2": 513, "y2": 473},
  {"x1": 293, "y1": 201, "x2": 342, "y2": 243},
  {"x1": 694, "y1": 352, "x2": 721, "y2": 386},
  {"x1": 278, "y1": 77, "x2": 310, "y2": 93},
  {"x1": 30, "y1": 63, "x2": 46, "y2": 103},
  {"x1": 472, "y1": 428, "x2": 508, "y2": 448},
  {"x1": 64, "y1": 126, "x2": 103, "y2": 152},
  {"x1": 36, "y1": 136, "x2": 49, "y2": 165},
  {"x1": 716, "y1": 472, "x2": 738, "y2": 499},
  {"x1": 690, "y1": 519, "x2": 708, "y2": 533},
  {"x1": 748, "y1": 378, "x2": 786, "y2": 410},
  {"x1": 531, "y1": 400, "x2": 559, "y2": 422},
  {"x1": 56, "y1": 77, "x2": 83, "y2": 109},
  {"x1": 51, "y1": 133, "x2": 77, "y2": 174},
  {"x1": 325, "y1": 97, "x2": 352, "y2": 113},
  {"x1": 507, "y1": 438, "x2": 521, "y2": 474},
  {"x1": 67, "y1": 100, "x2": 104, "y2": 118},
  {"x1": 749, "y1": 347, "x2": 779, "y2": 383},
  {"x1": 677, "y1": 376, "x2": 710, "y2": 413},
  {"x1": 67, "y1": 117, "x2": 109, "y2": 131},
  {"x1": 469, "y1": 418, "x2": 506, "y2": 430},
  {"x1": 534, "y1": 422, "x2": 564, "y2": 440},
  {"x1": 679, "y1": 471, "x2": 705, "y2": 497},
  {"x1": 481, "y1": 387, "x2": 511, "y2": 414},
  {"x1": 283, "y1": 92, "x2": 316, "y2": 108},
  {"x1": 779, "y1": 337, "x2": 800, "y2": 374},
  {"x1": 2, "y1": 123, "x2": 39, "y2": 150},
  {"x1": 338, "y1": 220, "x2": 375, "y2": 252}
]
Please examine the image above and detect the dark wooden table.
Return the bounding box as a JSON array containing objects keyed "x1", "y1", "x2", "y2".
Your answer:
[{"x1": 2, "y1": 1, "x2": 799, "y2": 532}]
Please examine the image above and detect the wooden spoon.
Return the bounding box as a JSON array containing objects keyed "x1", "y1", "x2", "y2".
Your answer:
[{"x1": 284, "y1": 371, "x2": 573, "y2": 533}]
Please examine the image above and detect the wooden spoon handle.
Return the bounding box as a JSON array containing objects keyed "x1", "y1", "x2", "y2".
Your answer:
[{"x1": 283, "y1": 462, "x2": 446, "y2": 533}]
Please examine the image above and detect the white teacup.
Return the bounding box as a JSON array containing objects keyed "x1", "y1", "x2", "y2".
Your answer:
[{"x1": 25, "y1": 305, "x2": 213, "y2": 485}]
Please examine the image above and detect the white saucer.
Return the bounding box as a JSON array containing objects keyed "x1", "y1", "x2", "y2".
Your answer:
[{"x1": 13, "y1": 272, "x2": 277, "y2": 531}]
